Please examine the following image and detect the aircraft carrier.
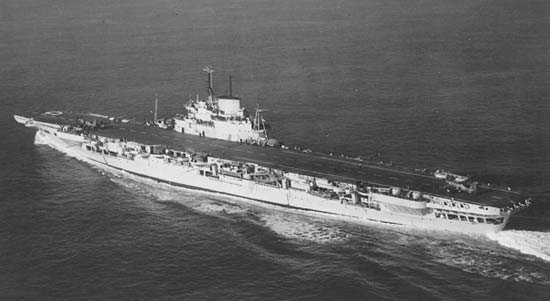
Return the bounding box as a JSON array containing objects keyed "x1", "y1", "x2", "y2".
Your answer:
[{"x1": 13, "y1": 68, "x2": 531, "y2": 234}]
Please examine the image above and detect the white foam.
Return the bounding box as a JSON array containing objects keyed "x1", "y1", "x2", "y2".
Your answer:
[
  {"x1": 487, "y1": 230, "x2": 550, "y2": 262},
  {"x1": 259, "y1": 212, "x2": 350, "y2": 244},
  {"x1": 193, "y1": 202, "x2": 247, "y2": 215},
  {"x1": 430, "y1": 242, "x2": 549, "y2": 283},
  {"x1": 34, "y1": 131, "x2": 48, "y2": 145}
]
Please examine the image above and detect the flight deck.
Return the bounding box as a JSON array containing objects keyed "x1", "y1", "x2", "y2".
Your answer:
[{"x1": 34, "y1": 112, "x2": 525, "y2": 209}]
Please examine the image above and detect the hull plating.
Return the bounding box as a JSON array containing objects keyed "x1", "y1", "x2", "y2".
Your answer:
[{"x1": 33, "y1": 129, "x2": 508, "y2": 234}]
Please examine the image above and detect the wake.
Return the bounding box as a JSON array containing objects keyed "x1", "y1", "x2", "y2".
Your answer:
[
  {"x1": 42, "y1": 142, "x2": 548, "y2": 256},
  {"x1": 258, "y1": 212, "x2": 351, "y2": 244},
  {"x1": 487, "y1": 230, "x2": 550, "y2": 262}
]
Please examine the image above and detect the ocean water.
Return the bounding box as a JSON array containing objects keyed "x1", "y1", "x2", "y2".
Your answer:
[{"x1": 1, "y1": 0, "x2": 549, "y2": 299}]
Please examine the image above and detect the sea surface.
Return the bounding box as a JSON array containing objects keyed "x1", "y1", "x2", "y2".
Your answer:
[{"x1": 1, "y1": 0, "x2": 550, "y2": 299}]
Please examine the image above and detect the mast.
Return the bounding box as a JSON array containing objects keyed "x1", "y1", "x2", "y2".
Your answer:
[
  {"x1": 202, "y1": 66, "x2": 215, "y2": 101},
  {"x1": 154, "y1": 97, "x2": 158, "y2": 122},
  {"x1": 229, "y1": 76, "x2": 233, "y2": 97}
]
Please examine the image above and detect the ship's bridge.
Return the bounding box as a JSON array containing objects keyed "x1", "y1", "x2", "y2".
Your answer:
[{"x1": 186, "y1": 100, "x2": 214, "y2": 121}]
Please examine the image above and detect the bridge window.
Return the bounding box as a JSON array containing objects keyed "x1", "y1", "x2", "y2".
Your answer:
[
  {"x1": 435, "y1": 212, "x2": 445, "y2": 218},
  {"x1": 477, "y1": 217, "x2": 485, "y2": 223},
  {"x1": 468, "y1": 217, "x2": 475, "y2": 222},
  {"x1": 460, "y1": 216, "x2": 467, "y2": 221},
  {"x1": 447, "y1": 214, "x2": 458, "y2": 220}
]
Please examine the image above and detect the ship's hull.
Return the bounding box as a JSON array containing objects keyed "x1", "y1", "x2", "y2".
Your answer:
[{"x1": 30, "y1": 126, "x2": 509, "y2": 234}]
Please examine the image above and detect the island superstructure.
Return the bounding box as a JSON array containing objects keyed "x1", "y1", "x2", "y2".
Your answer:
[
  {"x1": 172, "y1": 67, "x2": 271, "y2": 145},
  {"x1": 13, "y1": 69, "x2": 531, "y2": 234}
]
